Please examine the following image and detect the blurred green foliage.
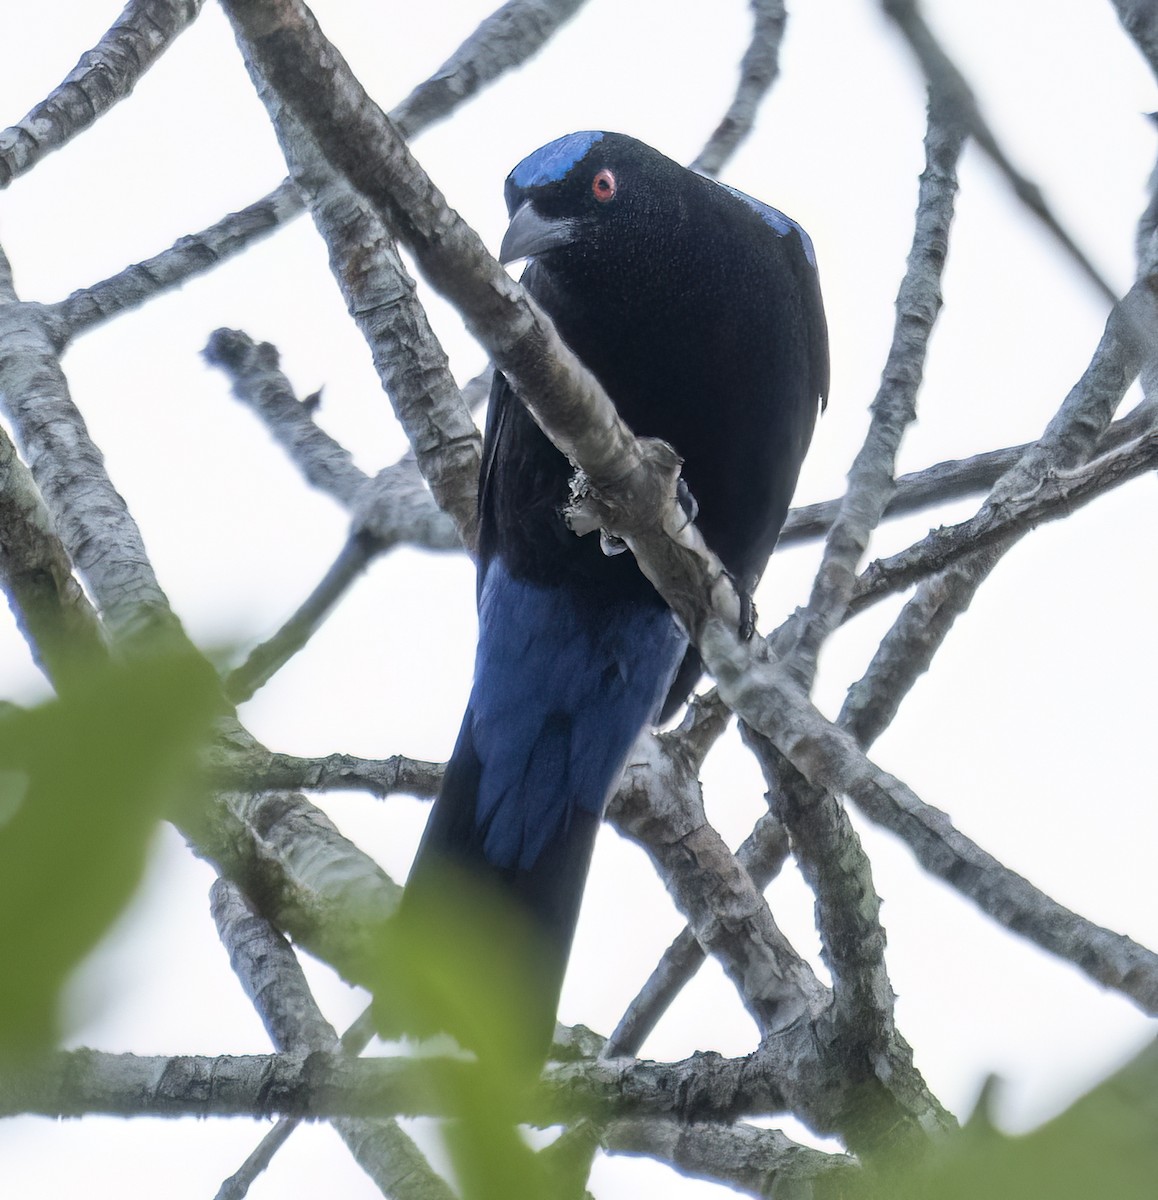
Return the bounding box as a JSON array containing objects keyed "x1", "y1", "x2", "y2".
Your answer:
[
  {"x1": 0, "y1": 650, "x2": 218, "y2": 1058},
  {"x1": 373, "y1": 871, "x2": 558, "y2": 1198},
  {"x1": 860, "y1": 1036, "x2": 1158, "y2": 1200}
]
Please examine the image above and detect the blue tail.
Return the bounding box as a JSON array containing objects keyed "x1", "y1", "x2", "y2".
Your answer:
[{"x1": 403, "y1": 558, "x2": 686, "y2": 1050}]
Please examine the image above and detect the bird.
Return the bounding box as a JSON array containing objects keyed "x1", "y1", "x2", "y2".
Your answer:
[{"x1": 394, "y1": 130, "x2": 828, "y2": 1061}]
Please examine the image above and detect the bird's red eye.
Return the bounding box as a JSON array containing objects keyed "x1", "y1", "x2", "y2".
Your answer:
[{"x1": 592, "y1": 168, "x2": 617, "y2": 202}]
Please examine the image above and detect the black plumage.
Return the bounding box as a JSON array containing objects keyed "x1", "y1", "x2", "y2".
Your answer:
[{"x1": 397, "y1": 131, "x2": 827, "y2": 1057}]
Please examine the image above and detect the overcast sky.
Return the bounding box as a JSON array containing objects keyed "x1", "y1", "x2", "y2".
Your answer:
[{"x1": 1, "y1": 2, "x2": 1156, "y2": 1197}]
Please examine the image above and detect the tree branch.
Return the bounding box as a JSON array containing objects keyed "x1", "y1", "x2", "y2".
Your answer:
[
  {"x1": 201, "y1": 326, "x2": 460, "y2": 699},
  {"x1": 260, "y1": 107, "x2": 483, "y2": 550},
  {"x1": 786, "y1": 92, "x2": 964, "y2": 681},
  {"x1": 1110, "y1": 0, "x2": 1158, "y2": 87},
  {"x1": 848, "y1": 424, "x2": 1158, "y2": 614},
  {"x1": 691, "y1": 0, "x2": 787, "y2": 176},
  {"x1": 842, "y1": 269, "x2": 1158, "y2": 752},
  {"x1": 208, "y1": 742, "x2": 444, "y2": 800},
  {"x1": 601, "y1": 1118, "x2": 859, "y2": 1199},
  {"x1": 882, "y1": 0, "x2": 1118, "y2": 304},
  {"x1": 603, "y1": 811, "x2": 791, "y2": 1058},
  {"x1": 0, "y1": 0, "x2": 205, "y2": 188},
  {"x1": 0, "y1": 421, "x2": 108, "y2": 688},
  {"x1": 389, "y1": 0, "x2": 591, "y2": 136},
  {"x1": 609, "y1": 733, "x2": 827, "y2": 1037},
  {"x1": 0, "y1": 1045, "x2": 824, "y2": 1125},
  {"x1": 189, "y1": 788, "x2": 401, "y2": 993},
  {"x1": 211, "y1": 879, "x2": 455, "y2": 1199},
  {"x1": 202, "y1": 327, "x2": 370, "y2": 506},
  {"x1": 49, "y1": 183, "x2": 305, "y2": 341},
  {"x1": 777, "y1": 400, "x2": 1157, "y2": 546},
  {"x1": 0, "y1": 240, "x2": 183, "y2": 651}
]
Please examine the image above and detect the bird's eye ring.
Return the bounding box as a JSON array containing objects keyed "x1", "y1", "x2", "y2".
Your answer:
[{"x1": 592, "y1": 168, "x2": 617, "y2": 203}]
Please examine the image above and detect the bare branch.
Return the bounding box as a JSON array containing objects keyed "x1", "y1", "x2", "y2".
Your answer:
[
  {"x1": 786, "y1": 94, "x2": 965, "y2": 681},
  {"x1": 40, "y1": 0, "x2": 588, "y2": 346},
  {"x1": 214, "y1": 1122, "x2": 299, "y2": 1200},
  {"x1": 778, "y1": 400, "x2": 1157, "y2": 547},
  {"x1": 843, "y1": 271, "x2": 1158, "y2": 750},
  {"x1": 203, "y1": 327, "x2": 369, "y2": 506},
  {"x1": 222, "y1": 534, "x2": 376, "y2": 704},
  {"x1": 0, "y1": 0, "x2": 205, "y2": 188},
  {"x1": 1110, "y1": 0, "x2": 1158, "y2": 86},
  {"x1": 0, "y1": 240, "x2": 182, "y2": 650},
  {"x1": 0, "y1": 421, "x2": 108, "y2": 687},
  {"x1": 201, "y1": 325, "x2": 460, "y2": 698},
  {"x1": 390, "y1": 0, "x2": 591, "y2": 137},
  {"x1": 882, "y1": 0, "x2": 1118, "y2": 304},
  {"x1": 602, "y1": 1119, "x2": 859, "y2": 1199},
  {"x1": 691, "y1": 0, "x2": 787, "y2": 176},
  {"x1": 277, "y1": 120, "x2": 482, "y2": 549},
  {"x1": 212, "y1": 878, "x2": 339, "y2": 1050},
  {"x1": 603, "y1": 812, "x2": 791, "y2": 1059},
  {"x1": 211, "y1": 880, "x2": 455, "y2": 1199},
  {"x1": 50, "y1": 183, "x2": 305, "y2": 341},
  {"x1": 747, "y1": 734, "x2": 896, "y2": 1057},
  {"x1": 189, "y1": 789, "x2": 401, "y2": 992},
  {"x1": 209, "y1": 741, "x2": 444, "y2": 800},
  {"x1": 609, "y1": 734, "x2": 826, "y2": 1037},
  {"x1": 2, "y1": 1037, "x2": 950, "y2": 1154},
  {"x1": 835, "y1": 727, "x2": 1158, "y2": 1015},
  {"x1": 707, "y1": 98, "x2": 965, "y2": 1075},
  {"x1": 0, "y1": 1045, "x2": 830, "y2": 1126},
  {"x1": 848, "y1": 424, "x2": 1158, "y2": 614}
]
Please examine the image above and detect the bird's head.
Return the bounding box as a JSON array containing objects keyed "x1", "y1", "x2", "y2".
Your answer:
[{"x1": 499, "y1": 131, "x2": 675, "y2": 267}]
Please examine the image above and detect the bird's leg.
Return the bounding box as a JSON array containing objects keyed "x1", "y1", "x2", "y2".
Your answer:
[
  {"x1": 737, "y1": 584, "x2": 758, "y2": 640},
  {"x1": 676, "y1": 477, "x2": 699, "y2": 523}
]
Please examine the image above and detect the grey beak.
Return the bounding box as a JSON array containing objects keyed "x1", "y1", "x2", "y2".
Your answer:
[{"x1": 499, "y1": 201, "x2": 579, "y2": 264}]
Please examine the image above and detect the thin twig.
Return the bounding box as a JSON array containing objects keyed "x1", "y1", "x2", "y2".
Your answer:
[
  {"x1": 390, "y1": 0, "x2": 591, "y2": 137},
  {"x1": 882, "y1": 0, "x2": 1118, "y2": 304},
  {"x1": 785, "y1": 92, "x2": 965, "y2": 682},
  {"x1": 777, "y1": 400, "x2": 1157, "y2": 546},
  {"x1": 202, "y1": 327, "x2": 369, "y2": 505},
  {"x1": 848, "y1": 426, "x2": 1158, "y2": 615},
  {"x1": 691, "y1": 0, "x2": 787, "y2": 176},
  {"x1": 603, "y1": 811, "x2": 790, "y2": 1058},
  {"x1": 50, "y1": 183, "x2": 304, "y2": 341},
  {"x1": 223, "y1": 534, "x2": 377, "y2": 704}
]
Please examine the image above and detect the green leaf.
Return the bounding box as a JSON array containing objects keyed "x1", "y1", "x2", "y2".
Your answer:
[
  {"x1": 862, "y1": 1037, "x2": 1158, "y2": 1200},
  {"x1": 0, "y1": 649, "x2": 219, "y2": 1058},
  {"x1": 371, "y1": 871, "x2": 556, "y2": 1199}
]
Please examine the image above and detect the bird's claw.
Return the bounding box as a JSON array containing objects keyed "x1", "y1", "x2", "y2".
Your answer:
[
  {"x1": 737, "y1": 585, "x2": 757, "y2": 640},
  {"x1": 676, "y1": 478, "x2": 699, "y2": 524}
]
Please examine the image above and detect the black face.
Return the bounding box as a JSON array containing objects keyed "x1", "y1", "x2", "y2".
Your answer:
[{"x1": 500, "y1": 132, "x2": 689, "y2": 267}]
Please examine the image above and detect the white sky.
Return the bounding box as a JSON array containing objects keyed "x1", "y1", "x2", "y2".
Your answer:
[{"x1": 0, "y1": 1, "x2": 1156, "y2": 1197}]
